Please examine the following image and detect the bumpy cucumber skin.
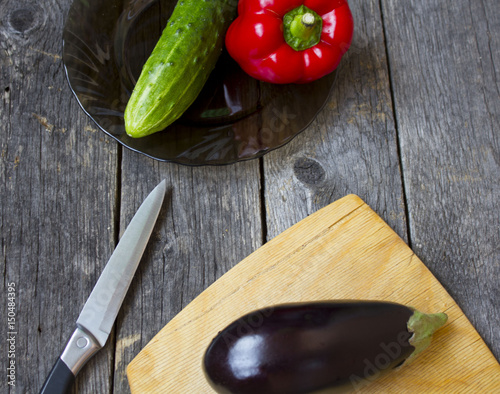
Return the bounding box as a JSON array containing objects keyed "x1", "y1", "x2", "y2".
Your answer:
[{"x1": 125, "y1": 0, "x2": 237, "y2": 138}]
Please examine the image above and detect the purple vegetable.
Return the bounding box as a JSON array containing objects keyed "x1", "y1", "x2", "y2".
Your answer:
[{"x1": 203, "y1": 300, "x2": 447, "y2": 393}]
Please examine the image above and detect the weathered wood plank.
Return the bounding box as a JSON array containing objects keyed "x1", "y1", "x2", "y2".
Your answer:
[
  {"x1": 113, "y1": 156, "x2": 263, "y2": 393},
  {"x1": 263, "y1": 0, "x2": 407, "y2": 241},
  {"x1": 381, "y1": 0, "x2": 500, "y2": 359},
  {"x1": 0, "y1": 0, "x2": 119, "y2": 393}
]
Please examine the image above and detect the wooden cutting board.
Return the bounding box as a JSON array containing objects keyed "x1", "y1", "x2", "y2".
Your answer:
[{"x1": 127, "y1": 195, "x2": 500, "y2": 393}]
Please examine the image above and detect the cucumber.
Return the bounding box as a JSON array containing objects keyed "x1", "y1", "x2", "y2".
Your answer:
[{"x1": 124, "y1": 0, "x2": 237, "y2": 138}]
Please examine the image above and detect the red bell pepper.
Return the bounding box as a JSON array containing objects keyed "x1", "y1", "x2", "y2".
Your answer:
[{"x1": 225, "y1": 0, "x2": 354, "y2": 84}]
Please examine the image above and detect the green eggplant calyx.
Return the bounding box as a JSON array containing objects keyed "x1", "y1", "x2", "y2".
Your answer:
[{"x1": 405, "y1": 309, "x2": 448, "y2": 364}]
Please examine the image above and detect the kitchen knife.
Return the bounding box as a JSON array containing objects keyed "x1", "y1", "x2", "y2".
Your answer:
[{"x1": 40, "y1": 180, "x2": 166, "y2": 394}]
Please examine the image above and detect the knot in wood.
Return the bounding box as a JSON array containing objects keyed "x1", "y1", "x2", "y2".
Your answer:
[
  {"x1": 293, "y1": 157, "x2": 325, "y2": 186},
  {"x1": 8, "y1": 8, "x2": 39, "y2": 33}
]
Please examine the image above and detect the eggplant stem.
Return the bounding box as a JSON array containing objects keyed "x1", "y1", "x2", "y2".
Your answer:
[{"x1": 406, "y1": 309, "x2": 448, "y2": 364}]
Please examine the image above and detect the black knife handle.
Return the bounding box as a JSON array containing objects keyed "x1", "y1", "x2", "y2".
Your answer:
[{"x1": 40, "y1": 358, "x2": 75, "y2": 394}]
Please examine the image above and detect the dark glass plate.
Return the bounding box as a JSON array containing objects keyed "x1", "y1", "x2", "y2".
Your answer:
[{"x1": 62, "y1": 0, "x2": 338, "y2": 165}]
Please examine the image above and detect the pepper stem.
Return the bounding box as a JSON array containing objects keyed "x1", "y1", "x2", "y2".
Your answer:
[
  {"x1": 301, "y1": 13, "x2": 316, "y2": 27},
  {"x1": 405, "y1": 309, "x2": 448, "y2": 364},
  {"x1": 283, "y1": 5, "x2": 323, "y2": 51}
]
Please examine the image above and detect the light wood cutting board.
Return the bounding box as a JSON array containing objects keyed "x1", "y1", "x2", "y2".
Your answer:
[{"x1": 127, "y1": 195, "x2": 500, "y2": 393}]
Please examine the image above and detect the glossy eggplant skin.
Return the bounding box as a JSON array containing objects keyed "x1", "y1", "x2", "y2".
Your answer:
[{"x1": 203, "y1": 301, "x2": 415, "y2": 394}]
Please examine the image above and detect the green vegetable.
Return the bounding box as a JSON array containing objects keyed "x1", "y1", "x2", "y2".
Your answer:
[{"x1": 124, "y1": 0, "x2": 237, "y2": 138}]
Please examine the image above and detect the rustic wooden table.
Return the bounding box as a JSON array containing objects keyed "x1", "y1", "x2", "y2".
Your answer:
[{"x1": 1, "y1": 0, "x2": 499, "y2": 392}]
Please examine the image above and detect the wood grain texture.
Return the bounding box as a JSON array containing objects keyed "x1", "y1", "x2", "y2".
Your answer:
[
  {"x1": 263, "y1": 0, "x2": 408, "y2": 243},
  {"x1": 127, "y1": 195, "x2": 500, "y2": 393},
  {"x1": 381, "y1": 0, "x2": 500, "y2": 359},
  {"x1": 113, "y1": 155, "x2": 263, "y2": 393},
  {"x1": 0, "y1": 0, "x2": 119, "y2": 393}
]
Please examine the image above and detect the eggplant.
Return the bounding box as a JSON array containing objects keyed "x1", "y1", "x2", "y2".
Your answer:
[{"x1": 203, "y1": 300, "x2": 447, "y2": 393}]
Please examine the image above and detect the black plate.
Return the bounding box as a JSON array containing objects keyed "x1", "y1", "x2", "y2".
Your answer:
[{"x1": 62, "y1": 0, "x2": 338, "y2": 165}]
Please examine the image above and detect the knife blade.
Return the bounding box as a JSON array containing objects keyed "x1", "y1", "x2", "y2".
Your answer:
[{"x1": 40, "y1": 180, "x2": 166, "y2": 394}]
